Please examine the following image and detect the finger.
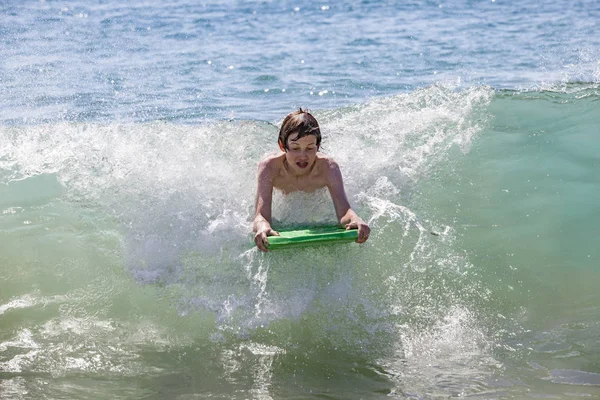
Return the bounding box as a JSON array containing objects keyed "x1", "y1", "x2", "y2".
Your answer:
[
  {"x1": 269, "y1": 229, "x2": 280, "y2": 236},
  {"x1": 345, "y1": 223, "x2": 358, "y2": 230},
  {"x1": 356, "y1": 227, "x2": 370, "y2": 243},
  {"x1": 255, "y1": 233, "x2": 269, "y2": 252},
  {"x1": 362, "y1": 227, "x2": 371, "y2": 240},
  {"x1": 258, "y1": 239, "x2": 268, "y2": 252}
]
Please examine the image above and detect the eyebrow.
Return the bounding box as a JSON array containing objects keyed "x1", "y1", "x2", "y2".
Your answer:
[{"x1": 290, "y1": 139, "x2": 317, "y2": 144}]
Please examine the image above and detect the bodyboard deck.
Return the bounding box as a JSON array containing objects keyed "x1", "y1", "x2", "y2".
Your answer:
[{"x1": 265, "y1": 226, "x2": 358, "y2": 250}]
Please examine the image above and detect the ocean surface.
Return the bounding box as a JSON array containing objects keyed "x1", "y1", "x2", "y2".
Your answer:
[{"x1": 1, "y1": 1, "x2": 600, "y2": 399}]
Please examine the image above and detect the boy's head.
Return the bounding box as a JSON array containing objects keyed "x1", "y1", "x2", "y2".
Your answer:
[{"x1": 278, "y1": 108, "x2": 321, "y2": 151}]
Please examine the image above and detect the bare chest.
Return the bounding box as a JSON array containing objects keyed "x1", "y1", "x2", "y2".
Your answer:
[{"x1": 272, "y1": 173, "x2": 328, "y2": 194}]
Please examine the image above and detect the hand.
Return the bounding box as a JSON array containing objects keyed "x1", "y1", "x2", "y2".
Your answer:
[
  {"x1": 254, "y1": 228, "x2": 280, "y2": 252},
  {"x1": 345, "y1": 220, "x2": 370, "y2": 244}
]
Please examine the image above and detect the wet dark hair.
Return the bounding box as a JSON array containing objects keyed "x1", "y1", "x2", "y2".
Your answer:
[{"x1": 278, "y1": 108, "x2": 321, "y2": 151}]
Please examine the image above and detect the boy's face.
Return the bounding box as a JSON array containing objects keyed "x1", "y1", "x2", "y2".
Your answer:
[{"x1": 282, "y1": 133, "x2": 318, "y2": 174}]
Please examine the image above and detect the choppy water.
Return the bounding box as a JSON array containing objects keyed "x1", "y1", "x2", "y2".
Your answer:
[{"x1": 1, "y1": 1, "x2": 600, "y2": 399}]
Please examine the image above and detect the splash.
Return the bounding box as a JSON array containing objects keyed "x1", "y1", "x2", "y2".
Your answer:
[{"x1": 0, "y1": 86, "x2": 495, "y2": 344}]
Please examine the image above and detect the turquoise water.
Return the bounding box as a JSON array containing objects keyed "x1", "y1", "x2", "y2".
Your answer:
[{"x1": 2, "y1": 1, "x2": 600, "y2": 399}]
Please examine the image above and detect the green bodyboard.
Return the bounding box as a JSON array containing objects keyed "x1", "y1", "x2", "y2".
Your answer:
[{"x1": 265, "y1": 226, "x2": 358, "y2": 250}]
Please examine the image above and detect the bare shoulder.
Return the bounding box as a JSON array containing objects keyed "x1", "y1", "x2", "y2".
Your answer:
[
  {"x1": 315, "y1": 153, "x2": 339, "y2": 168},
  {"x1": 315, "y1": 154, "x2": 342, "y2": 178},
  {"x1": 259, "y1": 151, "x2": 285, "y2": 165},
  {"x1": 258, "y1": 152, "x2": 285, "y2": 173}
]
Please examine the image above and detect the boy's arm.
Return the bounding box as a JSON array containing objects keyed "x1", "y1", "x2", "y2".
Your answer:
[
  {"x1": 325, "y1": 160, "x2": 371, "y2": 244},
  {"x1": 253, "y1": 159, "x2": 279, "y2": 252}
]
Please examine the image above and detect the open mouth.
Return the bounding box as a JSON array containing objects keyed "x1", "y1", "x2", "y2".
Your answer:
[{"x1": 296, "y1": 161, "x2": 309, "y2": 169}]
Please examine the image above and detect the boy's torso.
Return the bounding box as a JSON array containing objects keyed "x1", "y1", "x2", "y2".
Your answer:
[{"x1": 268, "y1": 153, "x2": 330, "y2": 194}]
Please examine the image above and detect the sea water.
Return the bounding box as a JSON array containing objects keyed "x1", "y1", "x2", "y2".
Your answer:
[{"x1": 1, "y1": 1, "x2": 600, "y2": 399}]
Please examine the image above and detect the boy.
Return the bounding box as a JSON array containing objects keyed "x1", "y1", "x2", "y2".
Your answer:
[{"x1": 253, "y1": 108, "x2": 370, "y2": 252}]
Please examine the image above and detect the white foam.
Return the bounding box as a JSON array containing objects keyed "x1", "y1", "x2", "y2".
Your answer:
[{"x1": 0, "y1": 87, "x2": 494, "y2": 342}]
